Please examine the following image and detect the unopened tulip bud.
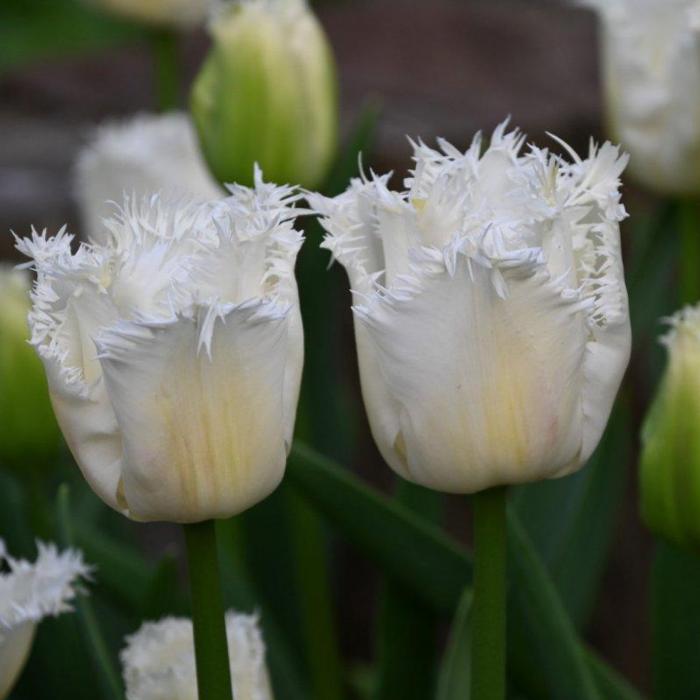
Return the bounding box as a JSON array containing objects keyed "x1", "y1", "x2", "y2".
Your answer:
[
  {"x1": 310, "y1": 122, "x2": 631, "y2": 494},
  {"x1": 191, "y1": 0, "x2": 337, "y2": 189},
  {"x1": 641, "y1": 306, "x2": 700, "y2": 548},
  {"x1": 582, "y1": 0, "x2": 700, "y2": 195},
  {"x1": 0, "y1": 266, "x2": 60, "y2": 468},
  {"x1": 121, "y1": 611, "x2": 272, "y2": 700},
  {"x1": 0, "y1": 540, "x2": 90, "y2": 700},
  {"x1": 82, "y1": 0, "x2": 210, "y2": 28}
]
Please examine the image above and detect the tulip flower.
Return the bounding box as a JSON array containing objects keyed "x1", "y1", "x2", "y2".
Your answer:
[
  {"x1": 582, "y1": 0, "x2": 700, "y2": 195},
  {"x1": 16, "y1": 170, "x2": 304, "y2": 524},
  {"x1": 191, "y1": 0, "x2": 338, "y2": 189},
  {"x1": 121, "y1": 611, "x2": 273, "y2": 700},
  {"x1": 640, "y1": 305, "x2": 700, "y2": 548},
  {"x1": 0, "y1": 540, "x2": 90, "y2": 700},
  {"x1": 311, "y1": 123, "x2": 631, "y2": 697},
  {"x1": 310, "y1": 122, "x2": 631, "y2": 495},
  {"x1": 74, "y1": 112, "x2": 222, "y2": 244},
  {"x1": 81, "y1": 0, "x2": 210, "y2": 28},
  {"x1": 0, "y1": 266, "x2": 60, "y2": 468}
]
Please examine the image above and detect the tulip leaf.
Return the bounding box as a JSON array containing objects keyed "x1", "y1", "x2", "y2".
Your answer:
[
  {"x1": 511, "y1": 409, "x2": 630, "y2": 627},
  {"x1": 288, "y1": 441, "x2": 643, "y2": 700},
  {"x1": 373, "y1": 481, "x2": 442, "y2": 700},
  {"x1": 436, "y1": 589, "x2": 473, "y2": 700},
  {"x1": 288, "y1": 442, "x2": 472, "y2": 612},
  {"x1": 651, "y1": 539, "x2": 700, "y2": 699},
  {"x1": 506, "y1": 506, "x2": 601, "y2": 700},
  {"x1": 56, "y1": 484, "x2": 125, "y2": 700}
]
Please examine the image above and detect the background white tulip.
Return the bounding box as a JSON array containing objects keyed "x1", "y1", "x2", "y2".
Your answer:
[
  {"x1": 74, "y1": 113, "x2": 222, "y2": 245},
  {"x1": 310, "y1": 122, "x2": 631, "y2": 494},
  {"x1": 81, "y1": 0, "x2": 211, "y2": 28},
  {"x1": 582, "y1": 0, "x2": 700, "y2": 195},
  {"x1": 0, "y1": 541, "x2": 90, "y2": 700},
  {"x1": 17, "y1": 171, "x2": 304, "y2": 522},
  {"x1": 121, "y1": 611, "x2": 273, "y2": 700}
]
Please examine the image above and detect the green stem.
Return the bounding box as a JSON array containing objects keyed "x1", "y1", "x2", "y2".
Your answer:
[
  {"x1": 151, "y1": 28, "x2": 179, "y2": 112},
  {"x1": 679, "y1": 199, "x2": 700, "y2": 305},
  {"x1": 184, "y1": 520, "x2": 234, "y2": 700},
  {"x1": 471, "y1": 487, "x2": 507, "y2": 700}
]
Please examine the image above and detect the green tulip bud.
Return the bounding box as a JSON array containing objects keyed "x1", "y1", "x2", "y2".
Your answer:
[
  {"x1": 0, "y1": 265, "x2": 60, "y2": 469},
  {"x1": 191, "y1": 0, "x2": 338, "y2": 189},
  {"x1": 640, "y1": 306, "x2": 700, "y2": 548}
]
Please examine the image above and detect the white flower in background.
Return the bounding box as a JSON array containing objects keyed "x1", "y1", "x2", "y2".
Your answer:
[
  {"x1": 0, "y1": 540, "x2": 90, "y2": 700},
  {"x1": 75, "y1": 113, "x2": 222, "y2": 244},
  {"x1": 121, "y1": 611, "x2": 273, "y2": 700},
  {"x1": 581, "y1": 0, "x2": 700, "y2": 195},
  {"x1": 17, "y1": 171, "x2": 304, "y2": 523},
  {"x1": 310, "y1": 122, "x2": 631, "y2": 494},
  {"x1": 81, "y1": 0, "x2": 211, "y2": 28}
]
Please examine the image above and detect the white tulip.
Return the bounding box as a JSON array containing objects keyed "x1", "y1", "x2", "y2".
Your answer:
[
  {"x1": 582, "y1": 0, "x2": 700, "y2": 195},
  {"x1": 75, "y1": 113, "x2": 222, "y2": 244},
  {"x1": 81, "y1": 0, "x2": 211, "y2": 28},
  {"x1": 17, "y1": 170, "x2": 304, "y2": 523},
  {"x1": 121, "y1": 611, "x2": 272, "y2": 700},
  {"x1": 310, "y1": 122, "x2": 631, "y2": 494},
  {"x1": 0, "y1": 540, "x2": 90, "y2": 700}
]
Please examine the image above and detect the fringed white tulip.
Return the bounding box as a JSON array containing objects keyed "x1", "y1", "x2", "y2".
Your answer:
[
  {"x1": 310, "y1": 122, "x2": 631, "y2": 494},
  {"x1": 121, "y1": 611, "x2": 273, "y2": 700},
  {"x1": 74, "y1": 113, "x2": 222, "y2": 244},
  {"x1": 582, "y1": 0, "x2": 700, "y2": 195},
  {"x1": 0, "y1": 540, "x2": 90, "y2": 700},
  {"x1": 17, "y1": 171, "x2": 304, "y2": 523},
  {"x1": 81, "y1": 0, "x2": 210, "y2": 28}
]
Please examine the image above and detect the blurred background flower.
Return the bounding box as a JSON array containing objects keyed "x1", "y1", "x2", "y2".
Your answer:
[
  {"x1": 0, "y1": 540, "x2": 90, "y2": 700},
  {"x1": 121, "y1": 611, "x2": 272, "y2": 700}
]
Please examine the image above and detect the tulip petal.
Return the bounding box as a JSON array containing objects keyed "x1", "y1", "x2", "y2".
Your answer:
[
  {"x1": 357, "y1": 256, "x2": 590, "y2": 493},
  {"x1": 97, "y1": 300, "x2": 294, "y2": 522}
]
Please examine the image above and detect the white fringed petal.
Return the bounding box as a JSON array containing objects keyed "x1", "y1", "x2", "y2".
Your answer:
[
  {"x1": 313, "y1": 122, "x2": 631, "y2": 493},
  {"x1": 18, "y1": 174, "x2": 304, "y2": 522},
  {"x1": 74, "y1": 113, "x2": 222, "y2": 244},
  {"x1": 0, "y1": 541, "x2": 90, "y2": 700},
  {"x1": 121, "y1": 611, "x2": 273, "y2": 700}
]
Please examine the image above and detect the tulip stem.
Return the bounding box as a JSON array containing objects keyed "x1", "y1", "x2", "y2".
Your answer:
[
  {"x1": 184, "y1": 520, "x2": 234, "y2": 700},
  {"x1": 471, "y1": 486, "x2": 507, "y2": 700},
  {"x1": 151, "y1": 28, "x2": 179, "y2": 112}
]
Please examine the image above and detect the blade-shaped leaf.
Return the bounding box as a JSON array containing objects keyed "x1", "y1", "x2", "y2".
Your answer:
[{"x1": 436, "y1": 589, "x2": 473, "y2": 700}]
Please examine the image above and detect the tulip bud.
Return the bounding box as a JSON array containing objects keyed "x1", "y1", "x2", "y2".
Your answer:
[
  {"x1": 191, "y1": 0, "x2": 338, "y2": 189},
  {"x1": 582, "y1": 0, "x2": 700, "y2": 195},
  {"x1": 121, "y1": 611, "x2": 272, "y2": 700},
  {"x1": 640, "y1": 306, "x2": 700, "y2": 548},
  {"x1": 74, "y1": 113, "x2": 222, "y2": 245},
  {"x1": 16, "y1": 171, "x2": 304, "y2": 523},
  {"x1": 0, "y1": 266, "x2": 60, "y2": 469},
  {"x1": 310, "y1": 122, "x2": 631, "y2": 494},
  {"x1": 0, "y1": 540, "x2": 90, "y2": 700},
  {"x1": 81, "y1": 0, "x2": 210, "y2": 28}
]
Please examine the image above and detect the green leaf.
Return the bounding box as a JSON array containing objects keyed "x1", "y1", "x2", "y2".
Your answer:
[
  {"x1": 651, "y1": 539, "x2": 700, "y2": 699},
  {"x1": 512, "y1": 409, "x2": 630, "y2": 627},
  {"x1": 373, "y1": 481, "x2": 442, "y2": 700},
  {"x1": 288, "y1": 442, "x2": 643, "y2": 700},
  {"x1": 287, "y1": 442, "x2": 471, "y2": 613},
  {"x1": 507, "y1": 507, "x2": 601, "y2": 700},
  {"x1": 436, "y1": 589, "x2": 473, "y2": 700},
  {"x1": 56, "y1": 484, "x2": 124, "y2": 700}
]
